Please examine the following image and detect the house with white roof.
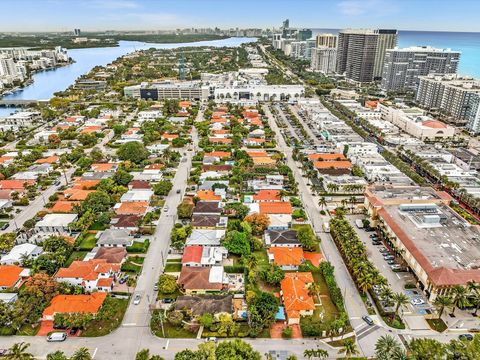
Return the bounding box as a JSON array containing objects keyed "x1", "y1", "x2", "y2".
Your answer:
[{"x1": 1, "y1": 243, "x2": 43, "y2": 265}]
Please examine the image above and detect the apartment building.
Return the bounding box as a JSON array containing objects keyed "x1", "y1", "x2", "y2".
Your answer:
[
  {"x1": 124, "y1": 81, "x2": 210, "y2": 101},
  {"x1": 310, "y1": 47, "x2": 337, "y2": 74},
  {"x1": 381, "y1": 46, "x2": 460, "y2": 91},
  {"x1": 416, "y1": 74, "x2": 480, "y2": 131}
]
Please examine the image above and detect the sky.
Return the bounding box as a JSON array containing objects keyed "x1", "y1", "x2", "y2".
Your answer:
[{"x1": 1, "y1": 0, "x2": 479, "y2": 33}]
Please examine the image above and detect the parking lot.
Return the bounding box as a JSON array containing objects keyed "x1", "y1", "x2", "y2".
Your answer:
[{"x1": 346, "y1": 216, "x2": 432, "y2": 315}]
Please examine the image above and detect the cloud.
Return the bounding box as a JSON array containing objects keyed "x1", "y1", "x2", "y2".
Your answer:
[
  {"x1": 85, "y1": 0, "x2": 139, "y2": 10},
  {"x1": 337, "y1": 0, "x2": 399, "y2": 17}
]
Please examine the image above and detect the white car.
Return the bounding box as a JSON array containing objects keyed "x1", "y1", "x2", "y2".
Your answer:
[
  {"x1": 410, "y1": 298, "x2": 425, "y2": 306},
  {"x1": 133, "y1": 294, "x2": 141, "y2": 305}
]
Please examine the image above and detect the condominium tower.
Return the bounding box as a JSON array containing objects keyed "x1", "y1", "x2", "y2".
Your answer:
[
  {"x1": 381, "y1": 46, "x2": 460, "y2": 91},
  {"x1": 315, "y1": 33, "x2": 337, "y2": 48},
  {"x1": 336, "y1": 29, "x2": 397, "y2": 83}
]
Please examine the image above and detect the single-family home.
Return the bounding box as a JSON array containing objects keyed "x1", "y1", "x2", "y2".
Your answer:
[
  {"x1": 0, "y1": 244, "x2": 43, "y2": 265},
  {"x1": 120, "y1": 190, "x2": 154, "y2": 203},
  {"x1": 42, "y1": 292, "x2": 107, "y2": 321},
  {"x1": 0, "y1": 265, "x2": 29, "y2": 290},
  {"x1": 280, "y1": 272, "x2": 315, "y2": 324},
  {"x1": 191, "y1": 215, "x2": 228, "y2": 229},
  {"x1": 92, "y1": 247, "x2": 127, "y2": 264},
  {"x1": 182, "y1": 245, "x2": 228, "y2": 267},
  {"x1": 174, "y1": 294, "x2": 233, "y2": 318},
  {"x1": 193, "y1": 201, "x2": 223, "y2": 216},
  {"x1": 114, "y1": 201, "x2": 148, "y2": 216},
  {"x1": 110, "y1": 214, "x2": 141, "y2": 232},
  {"x1": 35, "y1": 214, "x2": 78, "y2": 235},
  {"x1": 264, "y1": 229, "x2": 300, "y2": 247},
  {"x1": 268, "y1": 247, "x2": 304, "y2": 270},
  {"x1": 185, "y1": 229, "x2": 226, "y2": 247},
  {"x1": 96, "y1": 229, "x2": 134, "y2": 247},
  {"x1": 177, "y1": 266, "x2": 228, "y2": 294},
  {"x1": 55, "y1": 259, "x2": 120, "y2": 292}
]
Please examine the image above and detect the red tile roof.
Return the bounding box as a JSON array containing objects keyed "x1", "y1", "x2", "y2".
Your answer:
[
  {"x1": 182, "y1": 246, "x2": 203, "y2": 264},
  {"x1": 269, "y1": 247, "x2": 304, "y2": 266},
  {"x1": 253, "y1": 190, "x2": 281, "y2": 202},
  {"x1": 0, "y1": 180, "x2": 35, "y2": 190},
  {"x1": 205, "y1": 151, "x2": 231, "y2": 158},
  {"x1": 259, "y1": 202, "x2": 293, "y2": 215},
  {"x1": 314, "y1": 161, "x2": 352, "y2": 169},
  {"x1": 50, "y1": 201, "x2": 80, "y2": 213},
  {"x1": 43, "y1": 292, "x2": 107, "y2": 317},
  {"x1": 56, "y1": 260, "x2": 120, "y2": 281},
  {"x1": 209, "y1": 137, "x2": 232, "y2": 144},
  {"x1": 281, "y1": 272, "x2": 315, "y2": 320},
  {"x1": 115, "y1": 201, "x2": 148, "y2": 215},
  {"x1": 308, "y1": 153, "x2": 346, "y2": 161},
  {"x1": 178, "y1": 266, "x2": 223, "y2": 291},
  {"x1": 196, "y1": 190, "x2": 222, "y2": 201},
  {"x1": 0, "y1": 265, "x2": 24, "y2": 288},
  {"x1": 35, "y1": 156, "x2": 59, "y2": 164}
]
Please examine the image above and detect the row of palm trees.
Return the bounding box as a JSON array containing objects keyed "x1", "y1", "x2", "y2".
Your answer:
[
  {"x1": 303, "y1": 338, "x2": 359, "y2": 360},
  {"x1": 330, "y1": 216, "x2": 386, "y2": 294},
  {"x1": 378, "y1": 287, "x2": 410, "y2": 317},
  {"x1": 1, "y1": 342, "x2": 92, "y2": 360},
  {"x1": 434, "y1": 282, "x2": 480, "y2": 319}
]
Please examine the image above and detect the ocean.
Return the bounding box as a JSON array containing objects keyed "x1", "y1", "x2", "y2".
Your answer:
[{"x1": 311, "y1": 29, "x2": 480, "y2": 78}]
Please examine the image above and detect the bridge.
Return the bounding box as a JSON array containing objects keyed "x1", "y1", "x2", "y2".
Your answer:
[{"x1": 0, "y1": 99, "x2": 49, "y2": 107}]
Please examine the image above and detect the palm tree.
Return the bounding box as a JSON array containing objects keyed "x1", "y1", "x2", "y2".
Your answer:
[
  {"x1": 469, "y1": 292, "x2": 480, "y2": 317},
  {"x1": 392, "y1": 292, "x2": 409, "y2": 316},
  {"x1": 308, "y1": 283, "x2": 322, "y2": 303},
  {"x1": 375, "y1": 335, "x2": 403, "y2": 360},
  {"x1": 339, "y1": 338, "x2": 359, "y2": 359},
  {"x1": 46, "y1": 351, "x2": 68, "y2": 360},
  {"x1": 304, "y1": 349, "x2": 328, "y2": 359},
  {"x1": 450, "y1": 285, "x2": 469, "y2": 316},
  {"x1": 433, "y1": 295, "x2": 453, "y2": 319},
  {"x1": 318, "y1": 196, "x2": 327, "y2": 210},
  {"x1": 70, "y1": 348, "x2": 91, "y2": 360},
  {"x1": 349, "y1": 196, "x2": 357, "y2": 213},
  {"x1": 5, "y1": 342, "x2": 34, "y2": 360},
  {"x1": 380, "y1": 287, "x2": 394, "y2": 307}
]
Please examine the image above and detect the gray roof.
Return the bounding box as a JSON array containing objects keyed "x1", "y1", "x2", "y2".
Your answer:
[
  {"x1": 199, "y1": 180, "x2": 229, "y2": 191},
  {"x1": 174, "y1": 294, "x2": 233, "y2": 316},
  {"x1": 185, "y1": 229, "x2": 225, "y2": 246},
  {"x1": 97, "y1": 229, "x2": 133, "y2": 246},
  {"x1": 265, "y1": 229, "x2": 299, "y2": 246}
]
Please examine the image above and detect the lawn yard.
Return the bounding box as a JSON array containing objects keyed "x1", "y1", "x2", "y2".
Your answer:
[
  {"x1": 426, "y1": 318, "x2": 447, "y2": 332},
  {"x1": 151, "y1": 310, "x2": 196, "y2": 338},
  {"x1": 16, "y1": 324, "x2": 40, "y2": 336},
  {"x1": 126, "y1": 239, "x2": 150, "y2": 253},
  {"x1": 252, "y1": 250, "x2": 269, "y2": 267},
  {"x1": 82, "y1": 297, "x2": 129, "y2": 337},
  {"x1": 89, "y1": 221, "x2": 108, "y2": 231},
  {"x1": 76, "y1": 232, "x2": 97, "y2": 251},
  {"x1": 164, "y1": 263, "x2": 182, "y2": 272}
]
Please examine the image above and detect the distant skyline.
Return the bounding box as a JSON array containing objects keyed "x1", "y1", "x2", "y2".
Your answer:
[{"x1": 1, "y1": 0, "x2": 480, "y2": 33}]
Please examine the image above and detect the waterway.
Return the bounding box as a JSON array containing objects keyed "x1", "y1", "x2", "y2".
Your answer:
[{"x1": 0, "y1": 37, "x2": 256, "y2": 117}]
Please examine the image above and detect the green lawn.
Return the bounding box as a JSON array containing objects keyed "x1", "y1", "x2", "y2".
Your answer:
[
  {"x1": 128, "y1": 256, "x2": 145, "y2": 264},
  {"x1": 77, "y1": 233, "x2": 97, "y2": 250},
  {"x1": 65, "y1": 251, "x2": 88, "y2": 266},
  {"x1": 426, "y1": 318, "x2": 448, "y2": 332},
  {"x1": 166, "y1": 258, "x2": 182, "y2": 263},
  {"x1": 81, "y1": 297, "x2": 129, "y2": 337},
  {"x1": 164, "y1": 263, "x2": 182, "y2": 272},
  {"x1": 17, "y1": 324, "x2": 40, "y2": 336},
  {"x1": 121, "y1": 261, "x2": 142, "y2": 273},
  {"x1": 252, "y1": 250, "x2": 269, "y2": 267},
  {"x1": 89, "y1": 221, "x2": 108, "y2": 231},
  {"x1": 126, "y1": 240, "x2": 150, "y2": 253}
]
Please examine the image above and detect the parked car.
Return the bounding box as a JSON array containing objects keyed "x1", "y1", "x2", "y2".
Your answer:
[
  {"x1": 162, "y1": 298, "x2": 174, "y2": 304},
  {"x1": 133, "y1": 234, "x2": 141, "y2": 238},
  {"x1": 1, "y1": 223, "x2": 8, "y2": 231},
  {"x1": 206, "y1": 337, "x2": 217, "y2": 343},
  {"x1": 133, "y1": 294, "x2": 141, "y2": 305},
  {"x1": 411, "y1": 298, "x2": 425, "y2": 306},
  {"x1": 379, "y1": 248, "x2": 389, "y2": 254},
  {"x1": 369, "y1": 234, "x2": 378, "y2": 238},
  {"x1": 0, "y1": 349, "x2": 6, "y2": 356},
  {"x1": 69, "y1": 327, "x2": 79, "y2": 335},
  {"x1": 386, "y1": 259, "x2": 396, "y2": 265},
  {"x1": 54, "y1": 180, "x2": 61, "y2": 186},
  {"x1": 459, "y1": 334, "x2": 473, "y2": 341},
  {"x1": 372, "y1": 240, "x2": 382, "y2": 245},
  {"x1": 53, "y1": 324, "x2": 68, "y2": 330},
  {"x1": 153, "y1": 285, "x2": 158, "y2": 291},
  {"x1": 176, "y1": 189, "x2": 181, "y2": 194},
  {"x1": 362, "y1": 315, "x2": 374, "y2": 326},
  {"x1": 119, "y1": 275, "x2": 129, "y2": 284},
  {"x1": 383, "y1": 255, "x2": 395, "y2": 261},
  {"x1": 163, "y1": 206, "x2": 169, "y2": 212},
  {"x1": 390, "y1": 264, "x2": 402, "y2": 271},
  {"x1": 47, "y1": 332, "x2": 67, "y2": 342}
]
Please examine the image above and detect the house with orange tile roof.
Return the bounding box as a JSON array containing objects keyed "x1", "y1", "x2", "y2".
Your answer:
[
  {"x1": 253, "y1": 190, "x2": 281, "y2": 202},
  {"x1": 246, "y1": 150, "x2": 268, "y2": 157},
  {"x1": 212, "y1": 129, "x2": 230, "y2": 136},
  {"x1": 0, "y1": 265, "x2": 29, "y2": 290},
  {"x1": 259, "y1": 202, "x2": 293, "y2": 215},
  {"x1": 0, "y1": 156, "x2": 14, "y2": 165},
  {"x1": 55, "y1": 259, "x2": 120, "y2": 292},
  {"x1": 91, "y1": 163, "x2": 118, "y2": 172},
  {"x1": 80, "y1": 125, "x2": 103, "y2": 134},
  {"x1": 50, "y1": 201, "x2": 80, "y2": 214},
  {"x1": 280, "y1": 272, "x2": 315, "y2": 324},
  {"x1": 72, "y1": 179, "x2": 101, "y2": 190},
  {"x1": 308, "y1": 153, "x2": 347, "y2": 161},
  {"x1": 114, "y1": 201, "x2": 148, "y2": 216},
  {"x1": 0, "y1": 179, "x2": 35, "y2": 192},
  {"x1": 252, "y1": 156, "x2": 275, "y2": 167},
  {"x1": 161, "y1": 133, "x2": 179, "y2": 141},
  {"x1": 64, "y1": 189, "x2": 96, "y2": 201},
  {"x1": 42, "y1": 292, "x2": 107, "y2": 321},
  {"x1": 35, "y1": 155, "x2": 59, "y2": 165},
  {"x1": 313, "y1": 160, "x2": 352, "y2": 175},
  {"x1": 268, "y1": 247, "x2": 305, "y2": 270},
  {"x1": 196, "y1": 190, "x2": 222, "y2": 202},
  {"x1": 204, "y1": 151, "x2": 231, "y2": 159},
  {"x1": 248, "y1": 117, "x2": 263, "y2": 126}
]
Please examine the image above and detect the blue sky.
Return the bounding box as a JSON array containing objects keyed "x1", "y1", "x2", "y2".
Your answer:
[{"x1": 1, "y1": 0, "x2": 479, "y2": 32}]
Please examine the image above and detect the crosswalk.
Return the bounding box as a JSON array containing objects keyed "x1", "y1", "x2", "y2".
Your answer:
[{"x1": 355, "y1": 323, "x2": 380, "y2": 341}]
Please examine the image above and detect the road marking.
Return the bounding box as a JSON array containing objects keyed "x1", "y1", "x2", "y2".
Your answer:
[
  {"x1": 92, "y1": 348, "x2": 98, "y2": 359},
  {"x1": 123, "y1": 323, "x2": 137, "y2": 326},
  {"x1": 165, "y1": 340, "x2": 170, "y2": 350},
  {"x1": 396, "y1": 273, "x2": 401, "y2": 279},
  {"x1": 357, "y1": 325, "x2": 380, "y2": 341}
]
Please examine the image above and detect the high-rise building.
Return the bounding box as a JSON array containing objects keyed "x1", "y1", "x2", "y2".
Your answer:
[
  {"x1": 315, "y1": 33, "x2": 337, "y2": 48},
  {"x1": 373, "y1": 29, "x2": 398, "y2": 79},
  {"x1": 0, "y1": 56, "x2": 17, "y2": 77},
  {"x1": 73, "y1": 28, "x2": 81, "y2": 36},
  {"x1": 416, "y1": 74, "x2": 480, "y2": 132},
  {"x1": 311, "y1": 47, "x2": 337, "y2": 74},
  {"x1": 336, "y1": 29, "x2": 397, "y2": 83},
  {"x1": 282, "y1": 19, "x2": 290, "y2": 29},
  {"x1": 381, "y1": 46, "x2": 460, "y2": 91},
  {"x1": 296, "y1": 29, "x2": 312, "y2": 41}
]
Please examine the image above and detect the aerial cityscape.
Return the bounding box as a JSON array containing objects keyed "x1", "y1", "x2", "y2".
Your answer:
[{"x1": 0, "y1": 0, "x2": 480, "y2": 359}]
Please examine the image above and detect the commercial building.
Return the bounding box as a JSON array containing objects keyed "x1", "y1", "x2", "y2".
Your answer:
[
  {"x1": 415, "y1": 74, "x2": 480, "y2": 131},
  {"x1": 378, "y1": 103, "x2": 456, "y2": 140},
  {"x1": 213, "y1": 84, "x2": 304, "y2": 103},
  {"x1": 310, "y1": 47, "x2": 337, "y2": 74},
  {"x1": 124, "y1": 81, "x2": 210, "y2": 101},
  {"x1": 381, "y1": 46, "x2": 460, "y2": 91},
  {"x1": 336, "y1": 29, "x2": 397, "y2": 83},
  {"x1": 365, "y1": 189, "x2": 480, "y2": 300}
]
